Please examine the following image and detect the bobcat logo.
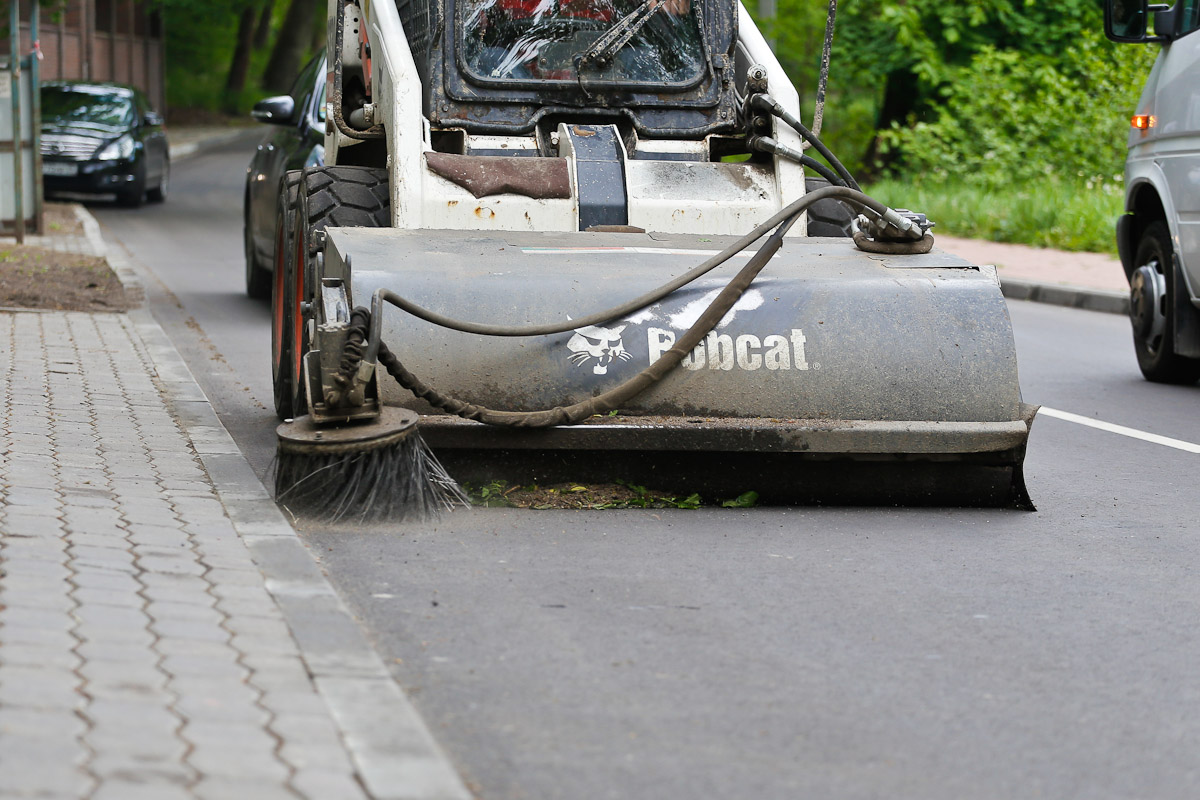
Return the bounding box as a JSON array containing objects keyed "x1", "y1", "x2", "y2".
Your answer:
[{"x1": 567, "y1": 324, "x2": 633, "y2": 375}]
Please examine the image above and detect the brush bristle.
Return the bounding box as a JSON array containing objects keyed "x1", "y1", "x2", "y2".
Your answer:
[{"x1": 274, "y1": 429, "x2": 467, "y2": 523}]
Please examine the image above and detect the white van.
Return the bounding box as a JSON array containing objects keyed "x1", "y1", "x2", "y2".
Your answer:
[{"x1": 1106, "y1": 0, "x2": 1200, "y2": 383}]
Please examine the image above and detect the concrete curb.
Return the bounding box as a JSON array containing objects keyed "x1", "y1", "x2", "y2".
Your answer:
[
  {"x1": 79, "y1": 208, "x2": 472, "y2": 800},
  {"x1": 1000, "y1": 278, "x2": 1130, "y2": 316}
]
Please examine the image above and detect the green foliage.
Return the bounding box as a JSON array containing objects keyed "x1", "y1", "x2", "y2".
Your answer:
[
  {"x1": 161, "y1": 0, "x2": 311, "y2": 114},
  {"x1": 759, "y1": 1, "x2": 1156, "y2": 251},
  {"x1": 866, "y1": 176, "x2": 1124, "y2": 253},
  {"x1": 614, "y1": 480, "x2": 701, "y2": 509},
  {"x1": 721, "y1": 491, "x2": 759, "y2": 509},
  {"x1": 835, "y1": 0, "x2": 1105, "y2": 87},
  {"x1": 876, "y1": 27, "x2": 1155, "y2": 188},
  {"x1": 162, "y1": 0, "x2": 244, "y2": 110},
  {"x1": 465, "y1": 479, "x2": 514, "y2": 507}
]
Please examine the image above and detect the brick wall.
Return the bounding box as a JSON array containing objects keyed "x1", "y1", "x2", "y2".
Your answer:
[{"x1": 1, "y1": 0, "x2": 165, "y2": 113}]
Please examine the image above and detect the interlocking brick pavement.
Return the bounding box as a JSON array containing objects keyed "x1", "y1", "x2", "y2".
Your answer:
[
  {"x1": 0, "y1": 187, "x2": 471, "y2": 800},
  {"x1": 0, "y1": 309, "x2": 370, "y2": 799}
]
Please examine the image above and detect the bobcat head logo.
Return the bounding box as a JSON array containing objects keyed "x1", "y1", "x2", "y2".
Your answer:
[{"x1": 567, "y1": 324, "x2": 633, "y2": 375}]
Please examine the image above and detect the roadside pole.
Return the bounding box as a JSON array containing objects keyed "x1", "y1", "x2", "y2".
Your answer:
[{"x1": 3, "y1": 0, "x2": 40, "y2": 241}]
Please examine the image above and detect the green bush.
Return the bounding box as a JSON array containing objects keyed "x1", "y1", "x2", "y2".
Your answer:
[{"x1": 877, "y1": 28, "x2": 1156, "y2": 190}]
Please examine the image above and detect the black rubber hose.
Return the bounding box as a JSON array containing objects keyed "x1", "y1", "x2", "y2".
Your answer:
[
  {"x1": 373, "y1": 218, "x2": 797, "y2": 428},
  {"x1": 749, "y1": 93, "x2": 860, "y2": 192},
  {"x1": 747, "y1": 134, "x2": 844, "y2": 186},
  {"x1": 362, "y1": 185, "x2": 890, "y2": 365}
]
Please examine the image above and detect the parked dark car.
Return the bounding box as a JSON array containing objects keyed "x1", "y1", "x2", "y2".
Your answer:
[
  {"x1": 243, "y1": 54, "x2": 326, "y2": 299},
  {"x1": 41, "y1": 82, "x2": 169, "y2": 208}
]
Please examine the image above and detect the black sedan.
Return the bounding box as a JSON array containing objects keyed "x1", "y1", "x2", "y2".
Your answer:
[
  {"x1": 243, "y1": 54, "x2": 326, "y2": 299},
  {"x1": 41, "y1": 82, "x2": 169, "y2": 208}
]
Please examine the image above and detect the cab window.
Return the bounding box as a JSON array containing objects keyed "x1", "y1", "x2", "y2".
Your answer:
[{"x1": 459, "y1": 0, "x2": 705, "y2": 86}]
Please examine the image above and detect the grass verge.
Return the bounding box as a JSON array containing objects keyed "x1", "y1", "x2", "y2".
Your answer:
[
  {"x1": 864, "y1": 177, "x2": 1122, "y2": 254},
  {"x1": 465, "y1": 479, "x2": 759, "y2": 510}
]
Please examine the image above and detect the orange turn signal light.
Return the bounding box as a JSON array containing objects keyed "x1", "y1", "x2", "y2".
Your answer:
[{"x1": 1132, "y1": 114, "x2": 1156, "y2": 130}]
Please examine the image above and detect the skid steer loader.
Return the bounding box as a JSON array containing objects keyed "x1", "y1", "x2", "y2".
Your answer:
[{"x1": 269, "y1": 0, "x2": 1037, "y2": 509}]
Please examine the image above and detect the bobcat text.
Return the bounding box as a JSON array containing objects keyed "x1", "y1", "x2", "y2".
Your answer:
[{"x1": 647, "y1": 328, "x2": 810, "y2": 371}]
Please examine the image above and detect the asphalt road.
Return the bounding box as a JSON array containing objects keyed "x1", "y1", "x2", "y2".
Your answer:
[{"x1": 93, "y1": 135, "x2": 1200, "y2": 800}]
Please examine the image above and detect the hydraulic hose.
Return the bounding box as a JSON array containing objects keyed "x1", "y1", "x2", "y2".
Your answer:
[
  {"x1": 361, "y1": 185, "x2": 892, "y2": 364},
  {"x1": 747, "y1": 134, "x2": 844, "y2": 186},
  {"x1": 371, "y1": 218, "x2": 797, "y2": 428},
  {"x1": 333, "y1": 188, "x2": 927, "y2": 426},
  {"x1": 749, "y1": 93, "x2": 860, "y2": 192}
]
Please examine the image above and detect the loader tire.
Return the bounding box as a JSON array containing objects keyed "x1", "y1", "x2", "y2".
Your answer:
[
  {"x1": 272, "y1": 171, "x2": 303, "y2": 420},
  {"x1": 290, "y1": 166, "x2": 391, "y2": 415},
  {"x1": 804, "y1": 177, "x2": 855, "y2": 238}
]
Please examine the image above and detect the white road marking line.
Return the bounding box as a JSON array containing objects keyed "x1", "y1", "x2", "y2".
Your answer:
[{"x1": 1039, "y1": 406, "x2": 1200, "y2": 453}]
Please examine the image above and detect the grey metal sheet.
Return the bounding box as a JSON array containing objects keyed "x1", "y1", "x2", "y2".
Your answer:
[{"x1": 326, "y1": 227, "x2": 1022, "y2": 425}]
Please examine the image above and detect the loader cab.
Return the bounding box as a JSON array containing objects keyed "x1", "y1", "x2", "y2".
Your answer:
[{"x1": 422, "y1": 0, "x2": 740, "y2": 138}]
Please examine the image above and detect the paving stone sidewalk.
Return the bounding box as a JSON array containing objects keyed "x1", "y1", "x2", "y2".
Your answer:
[{"x1": 0, "y1": 210, "x2": 470, "y2": 799}]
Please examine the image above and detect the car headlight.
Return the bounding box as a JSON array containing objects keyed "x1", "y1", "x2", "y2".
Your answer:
[
  {"x1": 305, "y1": 144, "x2": 325, "y2": 169},
  {"x1": 96, "y1": 134, "x2": 136, "y2": 161}
]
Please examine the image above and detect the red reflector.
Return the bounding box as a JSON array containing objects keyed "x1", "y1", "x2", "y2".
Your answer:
[{"x1": 1132, "y1": 114, "x2": 1155, "y2": 130}]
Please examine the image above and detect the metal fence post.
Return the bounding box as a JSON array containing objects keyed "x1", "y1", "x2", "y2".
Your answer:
[
  {"x1": 31, "y1": 0, "x2": 41, "y2": 234},
  {"x1": 10, "y1": 0, "x2": 24, "y2": 242},
  {"x1": 3, "y1": 0, "x2": 39, "y2": 242}
]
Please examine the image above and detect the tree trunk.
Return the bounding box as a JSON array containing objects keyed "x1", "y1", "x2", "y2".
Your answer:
[
  {"x1": 224, "y1": 4, "x2": 259, "y2": 109},
  {"x1": 861, "y1": 68, "x2": 919, "y2": 177},
  {"x1": 262, "y1": 0, "x2": 318, "y2": 93},
  {"x1": 254, "y1": 0, "x2": 275, "y2": 50}
]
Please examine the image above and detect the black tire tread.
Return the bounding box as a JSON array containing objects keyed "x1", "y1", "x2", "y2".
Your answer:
[
  {"x1": 289, "y1": 166, "x2": 391, "y2": 415},
  {"x1": 804, "y1": 177, "x2": 855, "y2": 238},
  {"x1": 272, "y1": 171, "x2": 305, "y2": 419},
  {"x1": 300, "y1": 166, "x2": 391, "y2": 256},
  {"x1": 1132, "y1": 220, "x2": 1200, "y2": 384}
]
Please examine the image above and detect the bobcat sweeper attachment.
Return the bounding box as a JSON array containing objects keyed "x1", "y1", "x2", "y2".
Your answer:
[{"x1": 270, "y1": 0, "x2": 1036, "y2": 518}]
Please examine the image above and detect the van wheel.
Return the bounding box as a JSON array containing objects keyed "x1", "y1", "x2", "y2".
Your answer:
[{"x1": 1130, "y1": 221, "x2": 1200, "y2": 384}]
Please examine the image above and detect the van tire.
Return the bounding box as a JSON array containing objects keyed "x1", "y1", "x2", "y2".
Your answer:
[{"x1": 1131, "y1": 221, "x2": 1200, "y2": 384}]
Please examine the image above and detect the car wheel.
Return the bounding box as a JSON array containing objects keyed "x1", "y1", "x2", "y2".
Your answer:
[
  {"x1": 147, "y1": 160, "x2": 169, "y2": 203},
  {"x1": 1129, "y1": 220, "x2": 1200, "y2": 384},
  {"x1": 804, "y1": 177, "x2": 855, "y2": 237},
  {"x1": 272, "y1": 172, "x2": 304, "y2": 419},
  {"x1": 117, "y1": 162, "x2": 146, "y2": 207},
  {"x1": 289, "y1": 166, "x2": 391, "y2": 416},
  {"x1": 244, "y1": 192, "x2": 272, "y2": 301}
]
